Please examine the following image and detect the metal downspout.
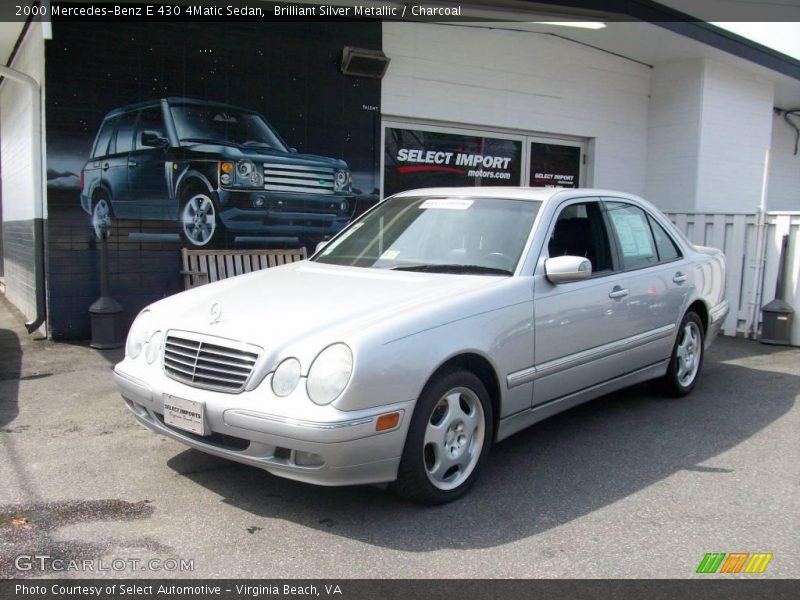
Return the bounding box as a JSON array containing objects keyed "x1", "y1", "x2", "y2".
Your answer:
[
  {"x1": 0, "y1": 64, "x2": 46, "y2": 334},
  {"x1": 747, "y1": 149, "x2": 771, "y2": 339}
]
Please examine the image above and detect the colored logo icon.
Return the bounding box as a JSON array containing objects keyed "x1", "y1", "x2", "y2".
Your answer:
[{"x1": 696, "y1": 552, "x2": 773, "y2": 574}]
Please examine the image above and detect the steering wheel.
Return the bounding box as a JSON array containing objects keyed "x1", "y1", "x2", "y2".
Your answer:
[{"x1": 483, "y1": 252, "x2": 516, "y2": 272}]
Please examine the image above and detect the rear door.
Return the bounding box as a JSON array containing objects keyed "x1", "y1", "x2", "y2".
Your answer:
[
  {"x1": 103, "y1": 110, "x2": 138, "y2": 217},
  {"x1": 602, "y1": 199, "x2": 690, "y2": 369}
]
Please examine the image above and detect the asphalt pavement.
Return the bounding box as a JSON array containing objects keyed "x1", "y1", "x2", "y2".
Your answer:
[{"x1": 1, "y1": 295, "x2": 798, "y2": 578}]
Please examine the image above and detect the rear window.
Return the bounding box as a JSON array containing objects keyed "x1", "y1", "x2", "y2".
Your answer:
[
  {"x1": 92, "y1": 117, "x2": 117, "y2": 158},
  {"x1": 648, "y1": 215, "x2": 682, "y2": 262}
]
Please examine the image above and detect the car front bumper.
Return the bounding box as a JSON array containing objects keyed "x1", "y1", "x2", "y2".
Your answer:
[
  {"x1": 218, "y1": 189, "x2": 354, "y2": 239},
  {"x1": 113, "y1": 364, "x2": 413, "y2": 486}
]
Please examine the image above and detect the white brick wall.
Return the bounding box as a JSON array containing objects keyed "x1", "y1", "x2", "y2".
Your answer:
[
  {"x1": 1, "y1": 22, "x2": 43, "y2": 221},
  {"x1": 767, "y1": 112, "x2": 800, "y2": 211},
  {"x1": 646, "y1": 58, "x2": 775, "y2": 213},
  {"x1": 381, "y1": 22, "x2": 652, "y2": 194},
  {"x1": 645, "y1": 60, "x2": 705, "y2": 212},
  {"x1": 1, "y1": 22, "x2": 44, "y2": 321},
  {"x1": 695, "y1": 60, "x2": 774, "y2": 212}
]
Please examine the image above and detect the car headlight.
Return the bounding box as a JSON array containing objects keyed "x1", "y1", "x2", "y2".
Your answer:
[
  {"x1": 333, "y1": 169, "x2": 351, "y2": 193},
  {"x1": 271, "y1": 358, "x2": 301, "y2": 397},
  {"x1": 236, "y1": 160, "x2": 254, "y2": 178},
  {"x1": 306, "y1": 344, "x2": 353, "y2": 405},
  {"x1": 236, "y1": 160, "x2": 262, "y2": 187},
  {"x1": 126, "y1": 310, "x2": 152, "y2": 359}
]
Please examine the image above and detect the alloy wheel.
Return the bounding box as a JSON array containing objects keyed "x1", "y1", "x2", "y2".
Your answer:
[
  {"x1": 181, "y1": 194, "x2": 217, "y2": 246},
  {"x1": 676, "y1": 321, "x2": 702, "y2": 387},
  {"x1": 423, "y1": 386, "x2": 486, "y2": 491}
]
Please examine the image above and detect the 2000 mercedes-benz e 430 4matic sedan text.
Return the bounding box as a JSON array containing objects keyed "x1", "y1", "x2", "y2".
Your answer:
[{"x1": 114, "y1": 187, "x2": 728, "y2": 504}]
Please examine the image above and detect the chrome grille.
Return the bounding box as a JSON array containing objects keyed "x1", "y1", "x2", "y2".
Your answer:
[
  {"x1": 163, "y1": 334, "x2": 259, "y2": 393},
  {"x1": 263, "y1": 163, "x2": 335, "y2": 195}
]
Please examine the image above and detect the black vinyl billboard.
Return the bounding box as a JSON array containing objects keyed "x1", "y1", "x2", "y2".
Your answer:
[
  {"x1": 383, "y1": 127, "x2": 522, "y2": 196},
  {"x1": 45, "y1": 21, "x2": 381, "y2": 339}
]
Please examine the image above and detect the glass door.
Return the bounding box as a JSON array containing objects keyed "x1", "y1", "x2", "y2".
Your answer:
[{"x1": 526, "y1": 136, "x2": 586, "y2": 189}]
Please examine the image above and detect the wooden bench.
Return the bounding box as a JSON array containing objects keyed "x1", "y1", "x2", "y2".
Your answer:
[{"x1": 180, "y1": 247, "x2": 307, "y2": 289}]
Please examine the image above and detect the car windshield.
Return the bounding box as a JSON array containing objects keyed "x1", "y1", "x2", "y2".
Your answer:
[
  {"x1": 170, "y1": 104, "x2": 288, "y2": 151},
  {"x1": 314, "y1": 196, "x2": 541, "y2": 275}
]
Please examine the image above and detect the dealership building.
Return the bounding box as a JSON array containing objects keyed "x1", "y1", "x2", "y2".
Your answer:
[{"x1": 1, "y1": 1, "x2": 799, "y2": 344}]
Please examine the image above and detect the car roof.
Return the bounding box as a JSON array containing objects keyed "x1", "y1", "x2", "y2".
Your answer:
[
  {"x1": 389, "y1": 187, "x2": 648, "y2": 207},
  {"x1": 103, "y1": 97, "x2": 254, "y2": 119}
]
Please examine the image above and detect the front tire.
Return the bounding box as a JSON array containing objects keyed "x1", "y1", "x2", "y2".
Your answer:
[
  {"x1": 180, "y1": 189, "x2": 222, "y2": 247},
  {"x1": 391, "y1": 368, "x2": 493, "y2": 505},
  {"x1": 658, "y1": 311, "x2": 704, "y2": 397}
]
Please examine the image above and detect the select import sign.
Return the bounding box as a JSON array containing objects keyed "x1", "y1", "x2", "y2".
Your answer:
[
  {"x1": 530, "y1": 141, "x2": 581, "y2": 188},
  {"x1": 383, "y1": 126, "x2": 522, "y2": 196}
]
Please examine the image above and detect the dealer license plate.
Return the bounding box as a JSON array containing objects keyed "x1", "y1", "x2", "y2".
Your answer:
[{"x1": 163, "y1": 394, "x2": 206, "y2": 435}]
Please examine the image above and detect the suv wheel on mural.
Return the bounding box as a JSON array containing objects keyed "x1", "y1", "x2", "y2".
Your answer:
[
  {"x1": 180, "y1": 188, "x2": 223, "y2": 247},
  {"x1": 91, "y1": 193, "x2": 113, "y2": 240}
]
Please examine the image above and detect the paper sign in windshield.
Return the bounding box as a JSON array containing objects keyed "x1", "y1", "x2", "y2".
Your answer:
[
  {"x1": 380, "y1": 250, "x2": 400, "y2": 260},
  {"x1": 420, "y1": 199, "x2": 474, "y2": 210}
]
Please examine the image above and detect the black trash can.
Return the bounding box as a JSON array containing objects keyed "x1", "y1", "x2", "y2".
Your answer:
[
  {"x1": 89, "y1": 296, "x2": 124, "y2": 349},
  {"x1": 760, "y1": 298, "x2": 794, "y2": 345},
  {"x1": 759, "y1": 233, "x2": 795, "y2": 346}
]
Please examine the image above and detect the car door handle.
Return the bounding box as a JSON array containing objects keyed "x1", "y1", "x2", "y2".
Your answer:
[
  {"x1": 608, "y1": 287, "x2": 629, "y2": 300},
  {"x1": 128, "y1": 160, "x2": 138, "y2": 167},
  {"x1": 673, "y1": 272, "x2": 688, "y2": 284},
  {"x1": 102, "y1": 162, "x2": 110, "y2": 171}
]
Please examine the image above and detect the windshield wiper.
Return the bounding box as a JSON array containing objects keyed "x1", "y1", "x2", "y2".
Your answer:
[{"x1": 390, "y1": 264, "x2": 512, "y2": 276}]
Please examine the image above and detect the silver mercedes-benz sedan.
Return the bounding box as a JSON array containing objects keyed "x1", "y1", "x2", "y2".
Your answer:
[{"x1": 114, "y1": 187, "x2": 728, "y2": 504}]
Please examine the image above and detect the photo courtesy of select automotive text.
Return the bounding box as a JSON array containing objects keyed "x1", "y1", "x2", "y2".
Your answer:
[{"x1": 45, "y1": 21, "x2": 381, "y2": 339}]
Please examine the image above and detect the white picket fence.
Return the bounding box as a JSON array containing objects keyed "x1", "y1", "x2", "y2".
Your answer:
[{"x1": 664, "y1": 211, "x2": 800, "y2": 345}]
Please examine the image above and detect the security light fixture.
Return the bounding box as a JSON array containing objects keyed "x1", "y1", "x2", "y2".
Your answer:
[{"x1": 341, "y1": 46, "x2": 391, "y2": 79}]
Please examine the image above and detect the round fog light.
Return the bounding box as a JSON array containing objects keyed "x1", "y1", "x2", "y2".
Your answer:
[
  {"x1": 340, "y1": 200, "x2": 349, "y2": 212},
  {"x1": 254, "y1": 195, "x2": 266, "y2": 208}
]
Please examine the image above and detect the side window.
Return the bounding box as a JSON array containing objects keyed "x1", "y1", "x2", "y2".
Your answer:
[
  {"x1": 92, "y1": 117, "x2": 117, "y2": 158},
  {"x1": 135, "y1": 106, "x2": 167, "y2": 150},
  {"x1": 605, "y1": 202, "x2": 658, "y2": 270},
  {"x1": 648, "y1": 215, "x2": 682, "y2": 262},
  {"x1": 109, "y1": 111, "x2": 138, "y2": 155},
  {"x1": 548, "y1": 201, "x2": 613, "y2": 274}
]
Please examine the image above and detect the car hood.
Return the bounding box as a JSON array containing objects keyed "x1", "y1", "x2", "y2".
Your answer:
[
  {"x1": 150, "y1": 261, "x2": 500, "y2": 359},
  {"x1": 181, "y1": 143, "x2": 348, "y2": 169}
]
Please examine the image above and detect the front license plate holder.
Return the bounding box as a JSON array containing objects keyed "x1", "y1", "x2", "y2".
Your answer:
[{"x1": 163, "y1": 394, "x2": 207, "y2": 436}]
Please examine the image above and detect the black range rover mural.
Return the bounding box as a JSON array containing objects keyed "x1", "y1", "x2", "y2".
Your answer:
[
  {"x1": 45, "y1": 21, "x2": 381, "y2": 339},
  {"x1": 81, "y1": 97, "x2": 356, "y2": 247}
]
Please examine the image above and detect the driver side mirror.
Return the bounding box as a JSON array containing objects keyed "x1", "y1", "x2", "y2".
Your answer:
[
  {"x1": 141, "y1": 130, "x2": 168, "y2": 148},
  {"x1": 544, "y1": 255, "x2": 592, "y2": 283}
]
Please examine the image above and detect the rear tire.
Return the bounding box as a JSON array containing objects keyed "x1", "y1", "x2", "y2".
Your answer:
[
  {"x1": 658, "y1": 311, "x2": 704, "y2": 397},
  {"x1": 91, "y1": 193, "x2": 114, "y2": 240},
  {"x1": 391, "y1": 368, "x2": 493, "y2": 505}
]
